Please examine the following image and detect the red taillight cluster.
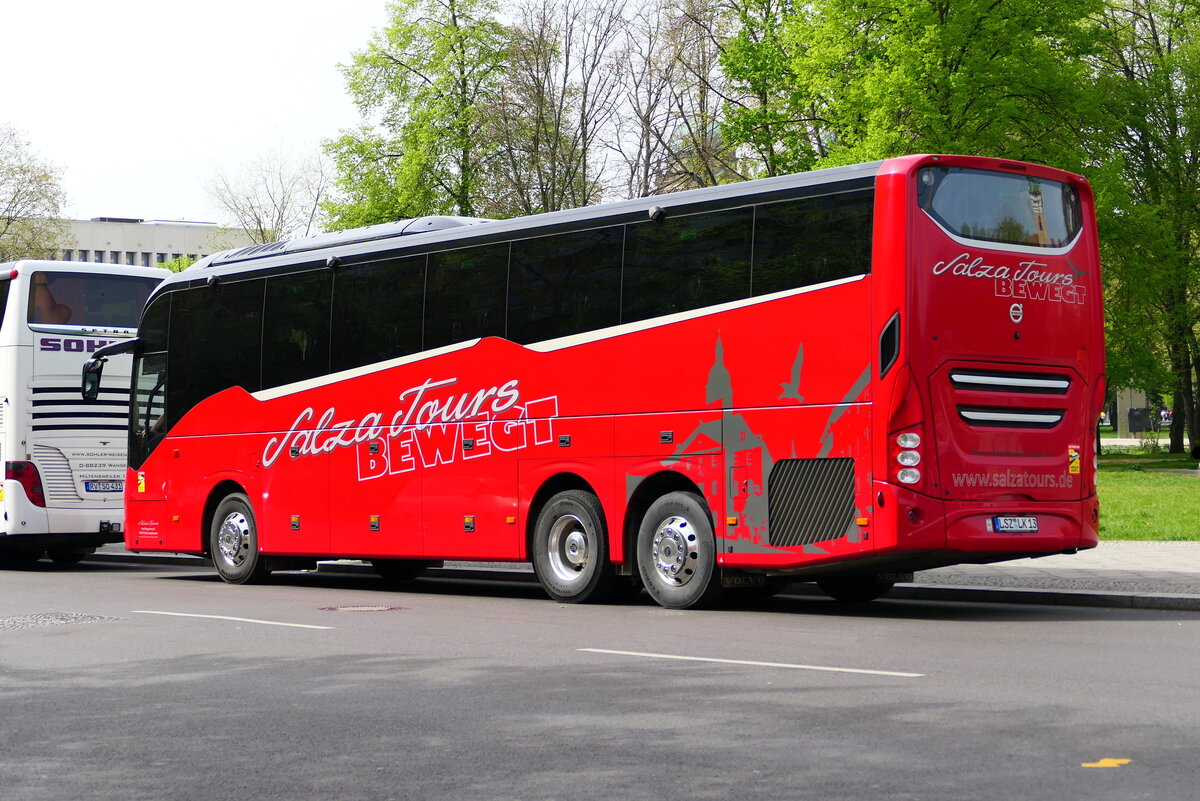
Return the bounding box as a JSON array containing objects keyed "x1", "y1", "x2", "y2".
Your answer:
[
  {"x1": 6, "y1": 461, "x2": 46, "y2": 507},
  {"x1": 889, "y1": 427, "x2": 924, "y2": 489}
]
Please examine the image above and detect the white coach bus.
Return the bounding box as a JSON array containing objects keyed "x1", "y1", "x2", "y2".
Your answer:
[{"x1": 0, "y1": 260, "x2": 169, "y2": 564}]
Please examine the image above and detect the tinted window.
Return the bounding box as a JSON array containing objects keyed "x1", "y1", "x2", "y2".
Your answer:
[
  {"x1": 0, "y1": 279, "x2": 10, "y2": 329},
  {"x1": 331, "y1": 256, "x2": 426, "y2": 372},
  {"x1": 917, "y1": 166, "x2": 1081, "y2": 248},
  {"x1": 168, "y1": 279, "x2": 264, "y2": 422},
  {"x1": 29, "y1": 272, "x2": 161, "y2": 327},
  {"x1": 622, "y1": 208, "x2": 752, "y2": 324},
  {"x1": 752, "y1": 191, "x2": 874, "y2": 296},
  {"x1": 128, "y1": 351, "x2": 168, "y2": 470},
  {"x1": 139, "y1": 291, "x2": 170, "y2": 353},
  {"x1": 262, "y1": 269, "x2": 332, "y2": 389},
  {"x1": 508, "y1": 227, "x2": 622, "y2": 344},
  {"x1": 424, "y1": 244, "x2": 509, "y2": 349}
]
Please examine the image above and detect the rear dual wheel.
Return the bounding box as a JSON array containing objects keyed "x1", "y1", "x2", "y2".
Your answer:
[{"x1": 636, "y1": 492, "x2": 723, "y2": 610}]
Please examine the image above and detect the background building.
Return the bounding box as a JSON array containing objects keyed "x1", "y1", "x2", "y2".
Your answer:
[{"x1": 62, "y1": 218, "x2": 256, "y2": 266}]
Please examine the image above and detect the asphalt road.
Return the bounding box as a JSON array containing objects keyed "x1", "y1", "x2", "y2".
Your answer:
[{"x1": 2, "y1": 560, "x2": 1198, "y2": 801}]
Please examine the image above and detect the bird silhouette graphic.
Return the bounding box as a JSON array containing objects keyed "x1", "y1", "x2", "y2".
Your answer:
[{"x1": 779, "y1": 344, "x2": 804, "y2": 401}]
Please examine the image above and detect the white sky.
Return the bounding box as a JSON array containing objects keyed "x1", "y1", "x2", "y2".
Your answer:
[{"x1": 4, "y1": 0, "x2": 390, "y2": 224}]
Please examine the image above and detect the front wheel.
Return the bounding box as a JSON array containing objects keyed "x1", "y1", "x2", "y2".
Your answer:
[
  {"x1": 210, "y1": 493, "x2": 271, "y2": 585},
  {"x1": 531, "y1": 489, "x2": 615, "y2": 603},
  {"x1": 636, "y1": 492, "x2": 723, "y2": 609}
]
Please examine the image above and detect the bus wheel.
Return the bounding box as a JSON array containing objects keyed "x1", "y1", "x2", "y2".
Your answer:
[
  {"x1": 637, "y1": 492, "x2": 723, "y2": 609},
  {"x1": 210, "y1": 493, "x2": 271, "y2": 585},
  {"x1": 371, "y1": 559, "x2": 429, "y2": 582},
  {"x1": 817, "y1": 575, "x2": 895, "y2": 603},
  {"x1": 532, "y1": 490, "x2": 615, "y2": 603}
]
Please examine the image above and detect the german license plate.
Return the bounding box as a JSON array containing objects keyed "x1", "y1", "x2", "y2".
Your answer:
[
  {"x1": 84, "y1": 480, "x2": 123, "y2": 493},
  {"x1": 992, "y1": 515, "x2": 1038, "y2": 534}
]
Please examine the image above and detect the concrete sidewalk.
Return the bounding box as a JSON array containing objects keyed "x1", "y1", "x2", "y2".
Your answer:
[{"x1": 87, "y1": 540, "x2": 1200, "y2": 611}]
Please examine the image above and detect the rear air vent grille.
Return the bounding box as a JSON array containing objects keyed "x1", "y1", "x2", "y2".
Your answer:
[
  {"x1": 766, "y1": 458, "x2": 856, "y2": 548},
  {"x1": 33, "y1": 445, "x2": 82, "y2": 503},
  {"x1": 949, "y1": 370, "x2": 1070, "y2": 395},
  {"x1": 957, "y1": 406, "x2": 1065, "y2": 429}
]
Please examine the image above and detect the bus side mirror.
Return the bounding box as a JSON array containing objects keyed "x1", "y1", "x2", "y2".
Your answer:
[{"x1": 82, "y1": 358, "x2": 106, "y2": 401}]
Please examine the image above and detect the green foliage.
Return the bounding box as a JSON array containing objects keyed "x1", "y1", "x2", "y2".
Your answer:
[
  {"x1": 1090, "y1": 0, "x2": 1200, "y2": 451},
  {"x1": 771, "y1": 0, "x2": 1104, "y2": 167},
  {"x1": 0, "y1": 124, "x2": 68, "y2": 262},
  {"x1": 721, "y1": 0, "x2": 826, "y2": 175},
  {"x1": 323, "y1": 0, "x2": 508, "y2": 227},
  {"x1": 1097, "y1": 468, "x2": 1200, "y2": 540},
  {"x1": 158, "y1": 256, "x2": 195, "y2": 273}
]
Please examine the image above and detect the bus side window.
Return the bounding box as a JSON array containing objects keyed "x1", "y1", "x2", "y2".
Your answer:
[
  {"x1": 331, "y1": 255, "x2": 426, "y2": 372},
  {"x1": 622, "y1": 208, "x2": 752, "y2": 325},
  {"x1": 424, "y1": 243, "x2": 508, "y2": 350},
  {"x1": 752, "y1": 190, "x2": 874, "y2": 296},
  {"x1": 508, "y1": 227, "x2": 622, "y2": 344},
  {"x1": 262, "y1": 269, "x2": 332, "y2": 389},
  {"x1": 32, "y1": 273, "x2": 72, "y2": 324}
]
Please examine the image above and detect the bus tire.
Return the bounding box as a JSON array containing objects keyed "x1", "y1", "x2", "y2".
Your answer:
[
  {"x1": 636, "y1": 491, "x2": 723, "y2": 609},
  {"x1": 531, "y1": 489, "x2": 615, "y2": 603},
  {"x1": 371, "y1": 559, "x2": 429, "y2": 582},
  {"x1": 817, "y1": 575, "x2": 895, "y2": 603},
  {"x1": 210, "y1": 493, "x2": 271, "y2": 585},
  {"x1": 48, "y1": 550, "x2": 87, "y2": 565}
]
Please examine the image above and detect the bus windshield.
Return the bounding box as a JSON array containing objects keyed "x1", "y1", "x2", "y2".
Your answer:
[
  {"x1": 917, "y1": 166, "x2": 1082, "y2": 248},
  {"x1": 29, "y1": 271, "x2": 163, "y2": 328}
]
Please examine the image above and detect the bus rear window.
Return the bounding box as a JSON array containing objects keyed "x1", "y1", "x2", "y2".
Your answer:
[
  {"x1": 29, "y1": 272, "x2": 162, "y2": 328},
  {"x1": 917, "y1": 166, "x2": 1081, "y2": 248}
]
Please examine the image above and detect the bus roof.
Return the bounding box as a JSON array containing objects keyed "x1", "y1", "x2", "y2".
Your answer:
[{"x1": 166, "y1": 154, "x2": 1087, "y2": 296}]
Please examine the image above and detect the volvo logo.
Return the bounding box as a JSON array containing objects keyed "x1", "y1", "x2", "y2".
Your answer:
[{"x1": 1009, "y1": 303, "x2": 1024, "y2": 324}]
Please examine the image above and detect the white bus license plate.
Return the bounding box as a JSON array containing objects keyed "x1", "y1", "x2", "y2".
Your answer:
[
  {"x1": 85, "y1": 481, "x2": 123, "y2": 493},
  {"x1": 992, "y1": 516, "x2": 1038, "y2": 534}
]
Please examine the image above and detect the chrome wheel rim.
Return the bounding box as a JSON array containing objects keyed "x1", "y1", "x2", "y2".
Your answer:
[
  {"x1": 217, "y1": 512, "x2": 250, "y2": 568},
  {"x1": 650, "y1": 515, "x2": 698, "y2": 586},
  {"x1": 546, "y1": 514, "x2": 590, "y2": 583}
]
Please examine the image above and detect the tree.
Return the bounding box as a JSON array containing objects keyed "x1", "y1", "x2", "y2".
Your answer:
[
  {"x1": 208, "y1": 149, "x2": 328, "y2": 244},
  {"x1": 1091, "y1": 0, "x2": 1200, "y2": 453},
  {"x1": 0, "y1": 124, "x2": 68, "y2": 262},
  {"x1": 324, "y1": 0, "x2": 509, "y2": 227},
  {"x1": 720, "y1": 0, "x2": 827, "y2": 177},
  {"x1": 487, "y1": 0, "x2": 625, "y2": 215},
  {"x1": 609, "y1": 0, "x2": 744, "y2": 196},
  {"x1": 761, "y1": 0, "x2": 1102, "y2": 169}
]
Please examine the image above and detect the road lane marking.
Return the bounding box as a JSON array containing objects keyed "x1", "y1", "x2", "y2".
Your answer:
[
  {"x1": 132, "y1": 610, "x2": 332, "y2": 630},
  {"x1": 1081, "y1": 758, "x2": 1132, "y2": 768},
  {"x1": 578, "y1": 648, "x2": 924, "y2": 678}
]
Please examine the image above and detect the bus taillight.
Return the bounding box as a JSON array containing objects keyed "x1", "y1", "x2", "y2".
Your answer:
[
  {"x1": 6, "y1": 461, "x2": 47, "y2": 508},
  {"x1": 891, "y1": 429, "x2": 925, "y2": 488}
]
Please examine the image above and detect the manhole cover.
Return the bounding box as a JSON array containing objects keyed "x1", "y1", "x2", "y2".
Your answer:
[{"x1": 318, "y1": 605, "x2": 406, "y2": 612}]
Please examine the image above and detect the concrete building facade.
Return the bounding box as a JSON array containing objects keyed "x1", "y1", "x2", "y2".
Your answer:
[{"x1": 63, "y1": 218, "x2": 256, "y2": 267}]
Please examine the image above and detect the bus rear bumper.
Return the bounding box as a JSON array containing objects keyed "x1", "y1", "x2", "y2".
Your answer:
[
  {"x1": 941, "y1": 495, "x2": 1099, "y2": 554},
  {"x1": 1, "y1": 495, "x2": 124, "y2": 545}
]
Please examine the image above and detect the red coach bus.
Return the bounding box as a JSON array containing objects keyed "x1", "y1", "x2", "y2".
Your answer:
[{"x1": 84, "y1": 154, "x2": 1104, "y2": 608}]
